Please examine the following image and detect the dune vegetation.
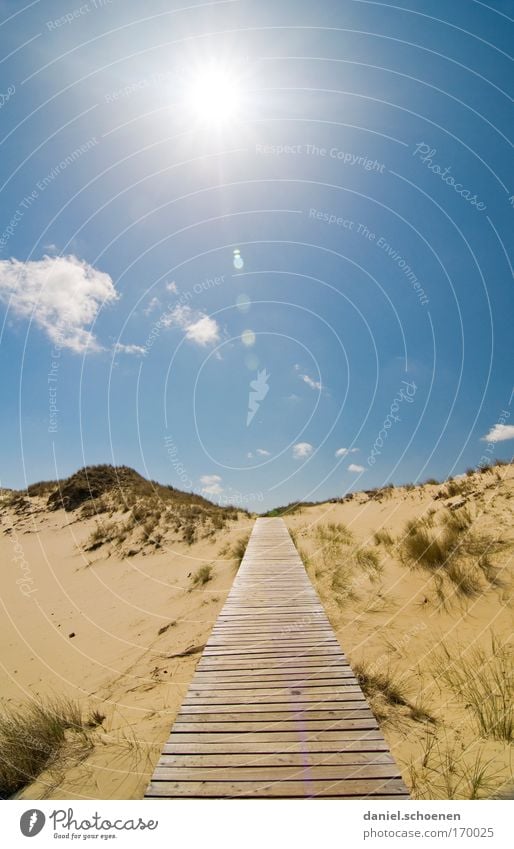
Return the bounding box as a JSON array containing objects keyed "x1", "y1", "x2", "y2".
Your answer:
[{"x1": 283, "y1": 461, "x2": 514, "y2": 799}]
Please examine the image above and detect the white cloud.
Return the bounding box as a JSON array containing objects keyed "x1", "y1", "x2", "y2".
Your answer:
[
  {"x1": 201, "y1": 474, "x2": 222, "y2": 485},
  {"x1": 166, "y1": 281, "x2": 178, "y2": 293},
  {"x1": 163, "y1": 304, "x2": 220, "y2": 346},
  {"x1": 481, "y1": 424, "x2": 514, "y2": 443},
  {"x1": 348, "y1": 463, "x2": 365, "y2": 473},
  {"x1": 144, "y1": 296, "x2": 160, "y2": 315},
  {"x1": 114, "y1": 342, "x2": 146, "y2": 356},
  {"x1": 186, "y1": 314, "x2": 219, "y2": 345},
  {"x1": 335, "y1": 447, "x2": 359, "y2": 458},
  {"x1": 247, "y1": 452, "x2": 254, "y2": 459},
  {"x1": 0, "y1": 254, "x2": 117, "y2": 353},
  {"x1": 293, "y1": 442, "x2": 313, "y2": 459},
  {"x1": 256, "y1": 448, "x2": 271, "y2": 456},
  {"x1": 300, "y1": 373, "x2": 322, "y2": 391},
  {"x1": 200, "y1": 474, "x2": 223, "y2": 496}
]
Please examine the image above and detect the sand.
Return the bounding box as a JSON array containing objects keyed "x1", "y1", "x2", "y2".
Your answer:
[
  {"x1": 0, "y1": 464, "x2": 512, "y2": 799},
  {"x1": 284, "y1": 465, "x2": 513, "y2": 798},
  {"x1": 0, "y1": 495, "x2": 253, "y2": 799}
]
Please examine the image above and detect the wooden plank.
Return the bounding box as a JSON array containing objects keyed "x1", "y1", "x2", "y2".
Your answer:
[
  {"x1": 161, "y1": 741, "x2": 390, "y2": 756},
  {"x1": 146, "y1": 779, "x2": 410, "y2": 798},
  {"x1": 145, "y1": 518, "x2": 409, "y2": 799},
  {"x1": 152, "y1": 764, "x2": 402, "y2": 781},
  {"x1": 156, "y1": 753, "x2": 395, "y2": 767},
  {"x1": 171, "y1": 720, "x2": 379, "y2": 732},
  {"x1": 163, "y1": 730, "x2": 386, "y2": 745},
  {"x1": 180, "y1": 701, "x2": 369, "y2": 714},
  {"x1": 185, "y1": 686, "x2": 364, "y2": 699}
]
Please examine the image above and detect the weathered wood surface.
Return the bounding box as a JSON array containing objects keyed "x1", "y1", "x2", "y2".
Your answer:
[{"x1": 145, "y1": 518, "x2": 410, "y2": 799}]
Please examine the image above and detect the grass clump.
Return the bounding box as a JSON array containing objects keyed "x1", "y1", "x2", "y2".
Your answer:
[
  {"x1": 231, "y1": 533, "x2": 251, "y2": 567},
  {"x1": 400, "y1": 507, "x2": 500, "y2": 598},
  {"x1": 402, "y1": 521, "x2": 449, "y2": 569},
  {"x1": 354, "y1": 662, "x2": 433, "y2": 725},
  {"x1": 85, "y1": 520, "x2": 118, "y2": 551},
  {"x1": 355, "y1": 547, "x2": 383, "y2": 580},
  {"x1": 446, "y1": 479, "x2": 468, "y2": 498},
  {"x1": 315, "y1": 521, "x2": 353, "y2": 546},
  {"x1": 0, "y1": 697, "x2": 96, "y2": 799},
  {"x1": 409, "y1": 732, "x2": 505, "y2": 800},
  {"x1": 374, "y1": 529, "x2": 394, "y2": 547},
  {"x1": 191, "y1": 564, "x2": 213, "y2": 587},
  {"x1": 433, "y1": 636, "x2": 513, "y2": 742}
]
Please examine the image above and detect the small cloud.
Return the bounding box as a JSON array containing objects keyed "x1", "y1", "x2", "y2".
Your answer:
[
  {"x1": 163, "y1": 305, "x2": 220, "y2": 346},
  {"x1": 166, "y1": 281, "x2": 178, "y2": 293},
  {"x1": 43, "y1": 243, "x2": 58, "y2": 253},
  {"x1": 293, "y1": 442, "x2": 313, "y2": 459},
  {"x1": 286, "y1": 393, "x2": 301, "y2": 403},
  {"x1": 200, "y1": 474, "x2": 223, "y2": 496},
  {"x1": 114, "y1": 342, "x2": 146, "y2": 356},
  {"x1": 186, "y1": 315, "x2": 219, "y2": 345},
  {"x1": 0, "y1": 254, "x2": 118, "y2": 353},
  {"x1": 481, "y1": 423, "x2": 514, "y2": 443},
  {"x1": 335, "y1": 447, "x2": 359, "y2": 458},
  {"x1": 300, "y1": 373, "x2": 322, "y2": 391},
  {"x1": 144, "y1": 296, "x2": 160, "y2": 315},
  {"x1": 247, "y1": 452, "x2": 254, "y2": 459},
  {"x1": 201, "y1": 474, "x2": 222, "y2": 485},
  {"x1": 348, "y1": 463, "x2": 365, "y2": 473},
  {"x1": 256, "y1": 448, "x2": 271, "y2": 456}
]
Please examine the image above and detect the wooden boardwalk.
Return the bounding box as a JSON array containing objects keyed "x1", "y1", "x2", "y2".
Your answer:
[{"x1": 145, "y1": 518, "x2": 409, "y2": 799}]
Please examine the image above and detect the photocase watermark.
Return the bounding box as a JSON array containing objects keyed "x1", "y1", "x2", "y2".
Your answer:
[
  {"x1": 164, "y1": 435, "x2": 193, "y2": 490},
  {"x1": 20, "y1": 809, "x2": 46, "y2": 837},
  {"x1": 477, "y1": 406, "x2": 511, "y2": 470},
  {"x1": 309, "y1": 207, "x2": 429, "y2": 306},
  {"x1": 412, "y1": 143, "x2": 486, "y2": 211},
  {"x1": 0, "y1": 138, "x2": 99, "y2": 253},
  {"x1": 46, "y1": 0, "x2": 114, "y2": 31},
  {"x1": 219, "y1": 489, "x2": 264, "y2": 508},
  {"x1": 104, "y1": 68, "x2": 189, "y2": 104},
  {"x1": 47, "y1": 342, "x2": 62, "y2": 433},
  {"x1": 11, "y1": 526, "x2": 38, "y2": 597},
  {"x1": 143, "y1": 275, "x2": 225, "y2": 354},
  {"x1": 0, "y1": 84, "x2": 15, "y2": 110},
  {"x1": 367, "y1": 380, "x2": 417, "y2": 466},
  {"x1": 256, "y1": 143, "x2": 385, "y2": 172},
  {"x1": 247, "y1": 369, "x2": 270, "y2": 426}
]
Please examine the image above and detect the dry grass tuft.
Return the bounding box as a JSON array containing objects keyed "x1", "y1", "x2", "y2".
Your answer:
[
  {"x1": 400, "y1": 508, "x2": 500, "y2": 598},
  {"x1": 433, "y1": 636, "x2": 513, "y2": 742},
  {"x1": 191, "y1": 564, "x2": 214, "y2": 587},
  {"x1": 374, "y1": 528, "x2": 394, "y2": 547},
  {"x1": 354, "y1": 662, "x2": 434, "y2": 725},
  {"x1": 409, "y1": 732, "x2": 505, "y2": 799},
  {"x1": 0, "y1": 697, "x2": 97, "y2": 798}
]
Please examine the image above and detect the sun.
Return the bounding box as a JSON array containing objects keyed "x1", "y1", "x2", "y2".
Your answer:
[{"x1": 184, "y1": 62, "x2": 242, "y2": 124}]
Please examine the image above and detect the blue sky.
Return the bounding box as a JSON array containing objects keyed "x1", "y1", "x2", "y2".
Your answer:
[{"x1": 0, "y1": 0, "x2": 512, "y2": 510}]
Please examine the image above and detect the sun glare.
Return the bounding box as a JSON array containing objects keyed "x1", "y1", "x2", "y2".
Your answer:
[{"x1": 185, "y1": 62, "x2": 242, "y2": 124}]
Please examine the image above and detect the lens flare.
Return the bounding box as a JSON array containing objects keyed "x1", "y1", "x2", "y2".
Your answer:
[
  {"x1": 233, "y1": 249, "x2": 244, "y2": 270},
  {"x1": 241, "y1": 329, "x2": 256, "y2": 347}
]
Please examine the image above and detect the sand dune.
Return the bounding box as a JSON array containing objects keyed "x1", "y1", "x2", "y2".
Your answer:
[
  {"x1": 283, "y1": 465, "x2": 513, "y2": 799},
  {"x1": 0, "y1": 470, "x2": 252, "y2": 799},
  {"x1": 0, "y1": 463, "x2": 512, "y2": 799}
]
